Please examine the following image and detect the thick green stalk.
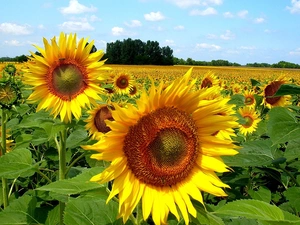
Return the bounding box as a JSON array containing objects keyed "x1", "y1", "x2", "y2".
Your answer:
[
  {"x1": 1, "y1": 109, "x2": 9, "y2": 208},
  {"x1": 58, "y1": 129, "x2": 67, "y2": 225}
]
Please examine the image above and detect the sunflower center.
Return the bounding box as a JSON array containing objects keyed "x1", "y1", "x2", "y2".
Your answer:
[
  {"x1": 243, "y1": 116, "x2": 253, "y2": 128},
  {"x1": 116, "y1": 76, "x2": 129, "y2": 89},
  {"x1": 94, "y1": 106, "x2": 114, "y2": 133},
  {"x1": 149, "y1": 128, "x2": 188, "y2": 167},
  {"x1": 123, "y1": 107, "x2": 199, "y2": 187},
  {"x1": 51, "y1": 63, "x2": 86, "y2": 100},
  {"x1": 245, "y1": 96, "x2": 254, "y2": 105},
  {"x1": 264, "y1": 81, "x2": 282, "y2": 105},
  {"x1": 201, "y1": 78, "x2": 212, "y2": 88},
  {"x1": 0, "y1": 83, "x2": 18, "y2": 106}
]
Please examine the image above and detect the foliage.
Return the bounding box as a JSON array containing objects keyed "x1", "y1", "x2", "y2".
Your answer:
[{"x1": 105, "y1": 38, "x2": 174, "y2": 65}]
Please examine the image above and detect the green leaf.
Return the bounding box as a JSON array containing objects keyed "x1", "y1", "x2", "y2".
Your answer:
[
  {"x1": 222, "y1": 140, "x2": 274, "y2": 167},
  {"x1": 251, "y1": 78, "x2": 261, "y2": 87},
  {"x1": 0, "y1": 148, "x2": 37, "y2": 178},
  {"x1": 45, "y1": 205, "x2": 60, "y2": 225},
  {"x1": 40, "y1": 122, "x2": 66, "y2": 141},
  {"x1": 248, "y1": 186, "x2": 271, "y2": 203},
  {"x1": 267, "y1": 107, "x2": 300, "y2": 146},
  {"x1": 64, "y1": 197, "x2": 123, "y2": 225},
  {"x1": 192, "y1": 202, "x2": 225, "y2": 225},
  {"x1": 0, "y1": 195, "x2": 39, "y2": 225},
  {"x1": 284, "y1": 138, "x2": 300, "y2": 162},
  {"x1": 37, "y1": 167, "x2": 105, "y2": 195},
  {"x1": 228, "y1": 94, "x2": 245, "y2": 108},
  {"x1": 274, "y1": 84, "x2": 300, "y2": 96},
  {"x1": 283, "y1": 187, "x2": 300, "y2": 212},
  {"x1": 66, "y1": 128, "x2": 88, "y2": 149},
  {"x1": 215, "y1": 199, "x2": 284, "y2": 221}
]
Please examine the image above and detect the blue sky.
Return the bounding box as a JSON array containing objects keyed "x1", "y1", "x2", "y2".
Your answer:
[{"x1": 0, "y1": 0, "x2": 300, "y2": 65}]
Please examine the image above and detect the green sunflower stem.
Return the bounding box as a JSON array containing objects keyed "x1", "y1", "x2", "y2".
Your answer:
[
  {"x1": 130, "y1": 202, "x2": 143, "y2": 225},
  {"x1": 1, "y1": 109, "x2": 9, "y2": 208},
  {"x1": 136, "y1": 202, "x2": 144, "y2": 225},
  {"x1": 58, "y1": 129, "x2": 67, "y2": 225}
]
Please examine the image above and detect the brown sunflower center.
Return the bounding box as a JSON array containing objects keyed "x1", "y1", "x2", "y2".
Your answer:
[
  {"x1": 94, "y1": 106, "x2": 114, "y2": 133},
  {"x1": 123, "y1": 107, "x2": 199, "y2": 187},
  {"x1": 116, "y1": 75, "x2": 129, "y2": 89},
  {"x1": 51, "y1": 63, "x2": 87, "y2": 100},
  {"x1": 264, "y1": 81, "x2": 282, "y2": 105},
  {"x1": 243, "y1": 116, "x2": 253, "y2": 128},
  {"x1": 201, "y1": 78, "x2": 212, "y2": 88}
]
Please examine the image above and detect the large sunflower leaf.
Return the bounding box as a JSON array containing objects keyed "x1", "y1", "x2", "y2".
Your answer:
[
  {"x1": 267, "y1": 107, "x2": 300, "y2": 146},
  {"x1": 215, "y1": 199, "x2": 285, "y2": 221},
  {"x1": 274, "y1": 84, "x2": 300, "y2": 96},
  {"x1": 192, "y1": 202, "x2": 225, "y2": 225},
  {"x1": 45, "y1": 205, "x2": 60, "y2": 225},
  {"x1": 66, "y1": 128, "x2": 88, "y2": 149},
  {"x1": 0, "y1": 148, "x2": 37, "y2": 178},
  {"x1": 64, "y1": 197, "x2": 124, "y2": 225},
  {"x1": 284, "y1": 138, "x2": 300, "y2": 162},
  {"x1": 0, "y1": 195, "x2": 39, "y2": 225},
  {"x1": 222, "y1": 139, "x2": 274, "y2": 167},
  {"x1": 37, "y1": 167, "x2": 105, "y2": 195}
]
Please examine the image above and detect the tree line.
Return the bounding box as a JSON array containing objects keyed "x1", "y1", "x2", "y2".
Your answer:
[
  {"x1": 104, "y1": 38, "x2": 173, "y2": 65},
  {"x1": 0, "y1": 38, "x2": 299, "y2": 69}
]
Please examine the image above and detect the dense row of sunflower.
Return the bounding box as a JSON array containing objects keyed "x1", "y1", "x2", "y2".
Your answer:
[{"x1": 1, "y1": 33, "x2": 300, "y2": 225}]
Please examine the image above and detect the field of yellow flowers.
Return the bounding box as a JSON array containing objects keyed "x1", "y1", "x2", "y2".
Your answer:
[{"x1": 1, "y1": 33, "x2": 300, "y2": 225}]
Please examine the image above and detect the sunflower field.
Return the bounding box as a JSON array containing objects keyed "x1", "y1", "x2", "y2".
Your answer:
[{"x1": 1, "y1": 33, "x2": 300, "y2": 225}]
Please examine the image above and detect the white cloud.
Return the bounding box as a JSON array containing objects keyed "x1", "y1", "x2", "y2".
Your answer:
[
  {"x1": 89, "y1": 15, "x2": 101, "y2": 22},
  {"x1": 223, "y1": 11, "x2": 234, "y2": 18},
  {"x1": 144, "y1": 11, "x2": 165, "y2": 21},
  {"x1": 151, "y1": 26, "x2": 164, "y2": 31},
  {"x1": 240, "y1": 46, "x2": 256, "y2": 50},
  {"x1": 0, "y1": 23, "x2": 31, "y2": 35},
  {"x1": 59, "y1": 0, "x2": 97, "y2": 14},
  {"x1": 38, "y1": 24, "x2": 45, "y2": 29},
  {"x1": 289, "y1": 47, "x2": 300, "y2": 55},
  {"x1": 196, "y1": 43, "x2": 221, "y2": 51},
  {"x1": 111, "y1": 26, "x2": 133, "y2": 36},
  {"x1": 220, "y1": 30, "x2": 235, "y2": 40},
  {"x1": 4, "y1": 40, "x2": 23, "y2": 46},
  {"x1": 174, "y1": 25, "x2": 185, "y2": 30},
  {"x1": 125, "y1": 20, "x2": 142, "y2": 27},
  {"x1": 254, "y1": 17, "x2": 265, "y2": 23},
  {"x1": 286, "y1": 0, "x2": 300, "y2": 13},
  {"x1": 58, "y1": 21, "x2": 94, "y2": 31},
  {"x1": 165, "y1": 0, "x2": 222, "y2": 8},
  {"x1": 264, "y1": 29, "x2": 276, "y2": 33},
  {"x1": 190, "y1": 7, "x2": 217, "y2": 16},
  {"x1": 237, "y1": 10, "x2": 248, "y2": 18},
  {"x1": 165, "y1": 39, "x2": 175, "y2": 46},
  {"x1": 206, "y1": 33, "x2": 218, "y2": 39}
]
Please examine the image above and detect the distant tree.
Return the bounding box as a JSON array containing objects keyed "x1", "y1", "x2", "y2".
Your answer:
[{"x1": 161, "y1": 46, "x2": 173, "y2": 65}]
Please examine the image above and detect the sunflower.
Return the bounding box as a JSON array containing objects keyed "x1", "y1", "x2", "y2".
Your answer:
[
  {"x1": 262, "y1": 74, "x2": 291, "y2": 108},
  {"x1": 243, "y1": 90, "x2": 256, "y2": 108},
  {"x1": 84, "y1": 68, "x2": 239, "y2": 225},
  {"x1": 238, "y1": 107, "x2": 261, "y2": 136},
  {"x1": 112, "y1": 72, "x2": 134, "y2": 95},
  {"x1": 85, "y1": 104, "x2": 114, "y2": 139},
  {"x1": 231, "y1": 83, "x2": 242, "y2": 94},
  {"x1": 200, "y1": 71, "x2": 219, "y2": 89},
  {"x1": 23, "y1": 32, "x2": 110, "y2": 123}
]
